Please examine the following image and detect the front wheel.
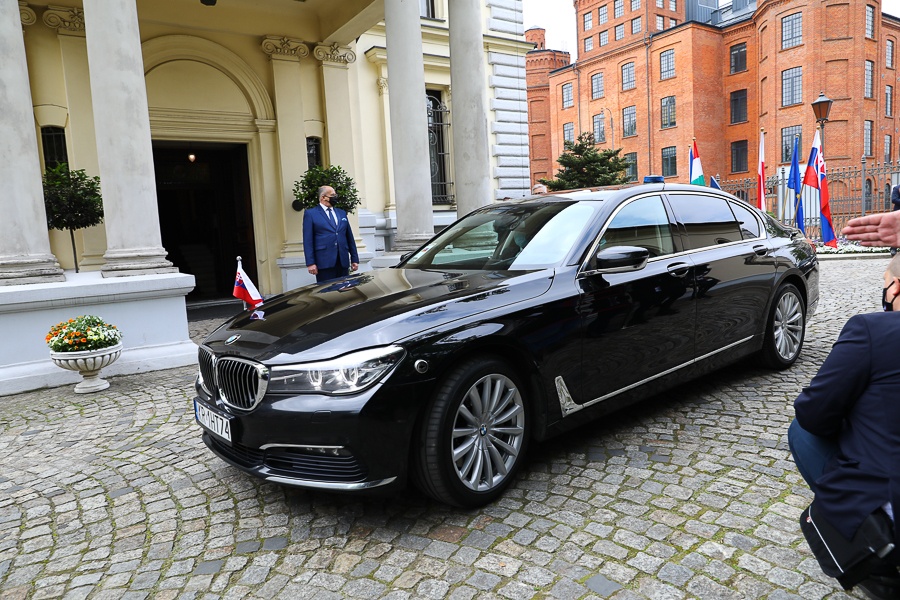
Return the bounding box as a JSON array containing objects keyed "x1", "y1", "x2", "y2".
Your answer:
[
  {"x1": 758, "y1": 283, "x2": 806, "y2": 369},
  {"x1": 414, "y1": 357, "x2": 529, "y2": 507}
]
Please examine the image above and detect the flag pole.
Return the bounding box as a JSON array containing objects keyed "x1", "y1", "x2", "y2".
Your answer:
[{"x1": 237, "y1": 255, "x2": 246, "y2": 310}]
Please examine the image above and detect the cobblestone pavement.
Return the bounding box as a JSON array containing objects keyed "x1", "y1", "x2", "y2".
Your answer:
[{"x1": 0, "y1": 258, "x2": 890, "y2": 600}]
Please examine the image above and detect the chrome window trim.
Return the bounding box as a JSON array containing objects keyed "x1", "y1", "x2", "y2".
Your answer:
[{"x1": 556, "y1": 335, "x2": 754, "y2": 416}]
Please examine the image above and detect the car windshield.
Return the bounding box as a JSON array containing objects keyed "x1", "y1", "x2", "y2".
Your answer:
[{"x1": 402, "y1": 201, "x2": 598, "y2": 270}]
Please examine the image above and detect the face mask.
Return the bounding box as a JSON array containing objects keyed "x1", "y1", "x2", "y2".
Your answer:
[{"x1": 883, "y1": 286, "x2": 895, "y2": 311}]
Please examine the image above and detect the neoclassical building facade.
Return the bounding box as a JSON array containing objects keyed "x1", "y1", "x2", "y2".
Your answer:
[{"x1": 1, "y1": 0, "x2": 531, "y2": 394}]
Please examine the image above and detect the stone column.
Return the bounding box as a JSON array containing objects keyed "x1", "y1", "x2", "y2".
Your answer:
[
  {"x1": 0, "y1": 2, "x2": 65, "y2": 285},
  {"x1": 449, "y1": 0, "x2": 492, "y2": 217},
  {"x1": 263, "y1": 36, "x2": 310, "y2": 289},
  {"x1": 82, "y1": 0, "x2": 175, "y2": 277},
  {"x1": 384, "y1": 0, "x2": 434, "y2": 250},
  {"x1": 42, "y1": 5, "x2": 108, "y2": 270},
  {"x1": 314, "y1": 43, "x2": 369, "y2": 258}
]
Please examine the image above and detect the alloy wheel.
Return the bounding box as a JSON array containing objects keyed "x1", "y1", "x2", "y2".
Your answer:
[{"x1": 774, "y1": 290, "x2": 804, "y2": 361}]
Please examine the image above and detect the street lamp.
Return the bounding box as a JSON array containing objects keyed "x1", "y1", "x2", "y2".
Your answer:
[{"x1": 811, "y1": 91, "x2": 833, "y2": 152}]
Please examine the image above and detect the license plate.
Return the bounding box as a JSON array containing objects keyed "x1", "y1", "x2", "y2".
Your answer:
[{"x1": 194, "y1": 399, "x2": 232, "y2": 443}]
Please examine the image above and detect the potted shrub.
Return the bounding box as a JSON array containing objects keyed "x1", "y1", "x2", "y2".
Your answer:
[
  {"x1": 46, "y1": 315, "x2": 123, "y2": 393},
  {"x1": 292, "y1": 165, "x2": 361, "y2": 213},
  {"x1": 42, "y1": 163, "x2": 104, "y2": 273}
]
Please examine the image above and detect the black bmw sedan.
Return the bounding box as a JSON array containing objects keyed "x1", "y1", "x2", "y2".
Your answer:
[{"x1": 194, "y1": 183, "x2": 819, "y2": 507}]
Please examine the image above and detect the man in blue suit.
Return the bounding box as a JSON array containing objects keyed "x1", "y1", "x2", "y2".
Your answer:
[
  {"x1": 790, "y1": 284, "x2": 900, "y2": 597},
  {"x1": 303, "y1": 185, "x2": 359, "y2": 283}
]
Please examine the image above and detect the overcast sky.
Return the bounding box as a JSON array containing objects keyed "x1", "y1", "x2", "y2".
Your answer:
[{"x1": 522, "y1": 0, "x2": 900, "y2": 56}]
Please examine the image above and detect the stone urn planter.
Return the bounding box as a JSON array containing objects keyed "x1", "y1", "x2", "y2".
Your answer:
[
  {"x1": 46, "y1": 315, "x2": 123, "y2": 394},
  {"x1": 50, "y1": 342, "x2": 123, "y2": 393}
]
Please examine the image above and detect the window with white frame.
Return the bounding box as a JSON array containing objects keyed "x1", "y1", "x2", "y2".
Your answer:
[
  {"x1": 661, "y1": 96, "x2": 676, "y2": 128},
  {"x1": 669, "y1": 0, "x2": 676, "y2": 10},
  {"x1": 865, "y1": 120, "x2": 873, "y2": 156},
  {"x1": 615, "y1": 0, "x2": 624, "y2": 17},
  {"x1": 593, "y1": 114, "x2": 607, "y2": 143},
  {"x1": 623, "y1": 106, "x2": 637, "y2": 137},
  {"x1": 584, "y1": 12, "x2": 593, "y2": 30},
  {"x1": 888, "y1": 40, "x2": 895, "y2": 68},
  {"x1": 782, "y1": 13, "x2": 802, "y2": 49},
  {"x1": 632, "y1": 17, "x2": 641, "y2": 34},
  {"x1": 781, "y1": 66, "x2": 802, "y2": 106},
  {"x1": 669, "y1": 18, "x2": 677, "y2": 27},
  {"x1": 585, "y1": 36, "x2": 594, "y2": 52},
  {"x1": 632, "y1": 0, "x2": 640, "y2": 10},
  {"x1": 591, "y1": 72, "x2": 605, "y2": 99},
  {"x1": 622, "y1": 62, "x2": 636, "y2": 90},
  {"x1": 657, "y1": 15, "x2": 664, "y2": 30},
  {"x1": 866, "y1": 5, "x2": 875, "y2": 38},
  {"x1": 662, "y1": 146, "x2": 677, "y2": 176},
  {"x1": 562, "y1": 83, "x2": 573, "y2": 108},
  {"x1": 600, "y1": 30, "x2": 609, "y2": 45},
  {"x1": 865, "y1": 60, "x2": 874, "y2": 98},
  {"x1": 888, "y1": 85, "x2": 894, "y2": 117},
  {"x1": 615, "y1": 23, "x2": 625, "y2": 40},
  {"x1": 564, "y1": 122, "x2": 575, "y2": 143},
  {"x1": 660, "y1": 49, "x2": 675, "y2": 79},
  {"x1": 599, "y1": 5, "x2": 608, "y2": 23},
  {"x1": 886, "y1": 135, "x2": 893, "y2": 163},
  {"x1": 656, "y1": 0, "x2": 663, "y2": 7}
]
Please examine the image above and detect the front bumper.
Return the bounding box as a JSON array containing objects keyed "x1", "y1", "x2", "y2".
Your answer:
[{"x1": 193, "y1": 376, "x2": 434, "y2": 493}]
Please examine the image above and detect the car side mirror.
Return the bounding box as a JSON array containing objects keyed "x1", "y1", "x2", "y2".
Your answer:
[{"x1": 594, "y1": 246, "x2": 650, "y2": 273}]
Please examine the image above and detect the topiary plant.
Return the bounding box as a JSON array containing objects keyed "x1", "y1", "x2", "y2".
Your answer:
[
  {"x1": 292, "y1": 165, "x2": 361, "y2": 214},
  {"x1": 42, "y1": 163, "x2": 103, "y2": 273}
]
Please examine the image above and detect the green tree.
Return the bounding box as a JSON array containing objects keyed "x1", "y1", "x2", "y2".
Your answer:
[
  {"x1": 42, "y1": 163, "x2": 104, "y2": 273},
  {"x1": 539, "y1": 132, "x2": 629, "y2": 191},
  {"x1": 292, "y1": 165, "x2": 361, "y2": 214}
]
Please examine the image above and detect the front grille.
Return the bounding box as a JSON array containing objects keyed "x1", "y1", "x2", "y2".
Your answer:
[
  {"x1": 207, "y1": 436, "x2": 264, "y2": 468},
  {"x1": 264, "y1": 448, "x2": 368, "y2": 482},
  {"x1": 216, "y1": 357, "x2": 269, "y2": 411},
  {"x1": 198, "y1": 347, "x2": 216, "y2": 395}
]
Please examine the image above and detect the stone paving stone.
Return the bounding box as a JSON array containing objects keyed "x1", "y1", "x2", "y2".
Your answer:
[{"x1": 0, "y1": 259, "x2": 885, "y2": 599}]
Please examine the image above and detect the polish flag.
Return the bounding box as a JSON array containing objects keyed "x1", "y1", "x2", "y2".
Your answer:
[{"x1": 757, "y1": 132, "x2": 766, "y2": 211}]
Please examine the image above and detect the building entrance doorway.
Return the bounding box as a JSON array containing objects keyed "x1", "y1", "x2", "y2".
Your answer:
[{"x1": 153, "y1": 142, "x2": 257, "y2": 302}]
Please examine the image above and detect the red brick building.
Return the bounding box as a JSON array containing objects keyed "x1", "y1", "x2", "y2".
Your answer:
[{"x1": 527, "y1": 0, "x2": 900, "y2": 195}]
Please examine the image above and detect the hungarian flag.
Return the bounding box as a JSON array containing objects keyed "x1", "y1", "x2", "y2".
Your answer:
[
  {"x1": 802, "y1": 130, "x2": 838, "y2": 247},
  {"x1": 757, "y1": 132, "x2": 766, "y2": 211},
  {"x1": 234, "y1": 260, "x2": 263, "y2": 308},
  {"x1": 689, "y1": 139, "x2": 704, "y2": 186}
]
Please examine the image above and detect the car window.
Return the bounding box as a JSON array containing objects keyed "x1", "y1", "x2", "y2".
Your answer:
[
  {"x1": 667, "y1": 194, "x2": 742, "y2": 249},
  {"x1": 596, "y1": 195, "x2": 675, "y2": 258},
  {"x1": 728, "y1": 201, "x2": 762, "y2": 240},
  {"x1": 404, "y1": 201, "x2": 599, "y2": 270}
]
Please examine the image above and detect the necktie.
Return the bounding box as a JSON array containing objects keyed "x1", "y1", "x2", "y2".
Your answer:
[{"x1": 327, "y1": 208, "x2": 337, "y2": 226}]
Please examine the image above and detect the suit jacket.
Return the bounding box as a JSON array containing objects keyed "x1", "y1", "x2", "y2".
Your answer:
[
  {"x1": 794, "y1": 312, "x2": 900, "y2": 548},
  {"x1": 892, "y1": 184, "x2": 900, "y2": 210},
  {"x1": 302, "y1": 204, "x2": 359, "y2": 270}
]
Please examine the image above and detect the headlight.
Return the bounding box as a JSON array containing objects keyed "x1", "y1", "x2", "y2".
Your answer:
[{"x1": 267, "y1": 345, "x2": 405, "y2": 395}]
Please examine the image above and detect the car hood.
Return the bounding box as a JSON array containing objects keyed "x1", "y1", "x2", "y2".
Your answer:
[{"x1": 203, "y1": 267, "x2": 554, "y2": 362}]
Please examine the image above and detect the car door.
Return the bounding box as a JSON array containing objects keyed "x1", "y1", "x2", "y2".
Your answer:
[
  {"x1": 574, "y1": 194, "x2": 697, "y2": 407},
  {"x1": 666, "y1": 193, "x2": 775, "y2": 359}
]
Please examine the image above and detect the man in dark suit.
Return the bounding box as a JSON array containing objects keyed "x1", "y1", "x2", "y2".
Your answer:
[
  {"x1": 790, "y1": 294, "x2": 900, "y2": 597},
  {"x1": 303, "y1": 185, "x2": 359, "y2": 283}
]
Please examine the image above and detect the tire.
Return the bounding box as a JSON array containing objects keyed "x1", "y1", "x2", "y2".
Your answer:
[
  {"x1": 758, "y1": 283, "x2": 806, "y2": 369},
  {"x1": 414, "y1": 356, "x2": 529, "y2": 507}
]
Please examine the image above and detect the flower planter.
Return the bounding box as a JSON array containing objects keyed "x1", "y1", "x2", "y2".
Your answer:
[{"x1": 49, "y1": 342, "x2": 123, "y2": 394}]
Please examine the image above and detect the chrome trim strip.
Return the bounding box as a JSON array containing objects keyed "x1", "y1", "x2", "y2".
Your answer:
[
  {"x1": 264, "y1": 474, "x2": 398, "y2": 491},
  {"x1": 258, "y1": 443, "x2": 345, "y2": 450},
  {"x1": 556, "y1": 336, "x2": 754, "y2": 416}
]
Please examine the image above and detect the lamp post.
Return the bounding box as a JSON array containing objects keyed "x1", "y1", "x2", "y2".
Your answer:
[{"x1": 811, "y1": 91, "x2": 833, "y2": 156}]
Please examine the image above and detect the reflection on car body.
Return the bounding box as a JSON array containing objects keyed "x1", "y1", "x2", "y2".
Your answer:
[{"x1": 194, "y1": 183, "x2": 819, "y2": 507}]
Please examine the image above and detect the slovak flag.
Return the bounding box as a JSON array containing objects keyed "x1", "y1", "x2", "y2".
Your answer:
[
  {"x1": 802, "y1": 130, "x2": 838, "y2": 248},
  {"x1": 233, "y1": 259, "x2": 264, "y2": 308}
]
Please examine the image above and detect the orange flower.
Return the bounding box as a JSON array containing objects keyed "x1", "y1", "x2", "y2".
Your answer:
[{"x1": 80, "y1": 338, "x2": 87, "y2": 343}]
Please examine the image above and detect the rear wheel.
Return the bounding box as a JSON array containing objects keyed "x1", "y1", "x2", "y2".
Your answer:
[
  {"x1": 414, "y1": 357, "x2": 529, "y2": 507},
  {"x1": 759, "y1": 283, "x2": 805, "y2": 369}
]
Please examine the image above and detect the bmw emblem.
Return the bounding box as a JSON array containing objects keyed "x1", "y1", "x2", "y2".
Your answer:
[
  {"x1": 225, "y1": 334, "x2": 241, "y2": 345},
  {"x1": 480, "y1": 425, "x2": 487, "y2": 436}
]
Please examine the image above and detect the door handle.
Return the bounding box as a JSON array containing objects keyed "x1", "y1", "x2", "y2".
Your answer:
[
  {"x1": 753, "y1": 245, "x2": 768, "y2": 256},
  {"x1": 666, "y1": 262, "x2": 690, "y2": 278}
]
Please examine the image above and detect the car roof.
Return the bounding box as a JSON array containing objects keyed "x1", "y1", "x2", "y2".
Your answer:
[{"x1": 532, "y1": 182, "x2": 738, "y2": 202}]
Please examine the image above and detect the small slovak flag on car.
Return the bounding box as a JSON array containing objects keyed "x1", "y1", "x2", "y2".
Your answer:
[{"x1": 233, "y1": 257, "x2": 263, "y2": 309}]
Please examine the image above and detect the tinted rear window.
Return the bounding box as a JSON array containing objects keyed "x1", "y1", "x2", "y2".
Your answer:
[{"x1": 668, "y1": 194, "x2": 742, "y2": 249}]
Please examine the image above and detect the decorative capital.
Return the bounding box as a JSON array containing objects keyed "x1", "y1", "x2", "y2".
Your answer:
[
  {"x1": 19, "y1": 2, "x2": 36, "y2": 26},
  {"x1": 313, "y1": 42, "x2": 357, "y2": 65},
  {"x1": 261, "y1": 36, "x2": 309, "y2": 60},
  {"x1": 42, "y1": 5, "x2": 85, "y2": 33},
  {"x1": 377, "y1": 77, "x2": 388, "y2": 96}
]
